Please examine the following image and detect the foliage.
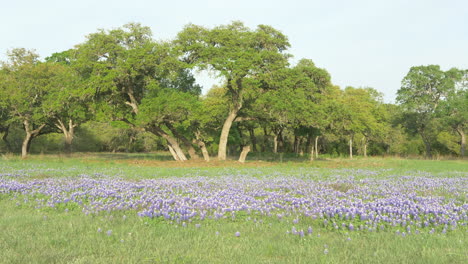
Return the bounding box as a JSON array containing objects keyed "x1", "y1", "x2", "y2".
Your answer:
[{"x1": 0, "y1": 23, "x2": 466, "y2": 159}]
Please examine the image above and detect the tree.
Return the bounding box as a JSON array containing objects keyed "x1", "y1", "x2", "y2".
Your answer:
[
  {"x1": 0, "y1": 98, "x2": 12, "y2": 153},
  {"x1": 0, "y1": 48, "x2": 60, "y2": 158},
  {"x1": 39, "y1": 52, "x2": 91, "y2": 154},
  {"x1": 438, "y1": 76, "x2": 467, "y2": 156},
  {"x1": 325, "y1": 87, "x2": 383, "y2": 159},
  {"x1": 397, "y1": 65, "x2": 461, "y2": 158},
  {"x1": 74, "y1": 23, "x2": 200, "y2": 161},
  {"x1": 176, "y1": 21, "x2": 291, "y2": 160}
]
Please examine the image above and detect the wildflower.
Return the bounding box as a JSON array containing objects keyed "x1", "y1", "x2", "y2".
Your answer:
[
  {"x1": 299, "y1": 230, "x2": 305, "y2": 237},
  {"x1": 97, "y1": 228, "x2": 102, "y2": 233},
  {"x1": 291, "y1": 227, "x2": 297, "y2": 235},
  {"x1": 195, "y1": 224, "x2": 201, "y2": 228},
  {"x1": 235, "y1": 231, "x2": 241, "y2": 237},
  {"x1": 107, "y1": 230, "x2": 112, "y2": 236},
  {"x1": 308, "y1": 226, "x2": 313, "y2": 235}
]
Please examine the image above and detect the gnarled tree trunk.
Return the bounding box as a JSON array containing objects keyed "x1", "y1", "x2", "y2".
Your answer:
[
  {"x1": 167, "y1": 145, "x2": 179, "y2": 161},
  {"x1": 218, "y1": 106, "x2": 241, "y2": 161},
  {"x1": 148, "y1": 125, "x2": 187, "y2": 161},
  {"x1": 193, "y1": 130, "x2": 210, "y2": 161},
  {"x1": 56, "y1": 119, "x2": 77, "y2": 155},
  {"x1": 165, "y1": 122, "x2": 200, "y2": 160},
  {"x1": 349, "y1": 137, "x2": 353, "y2": 159},
  {"x1": 22, "y1": 120, "x2": 46, "y2": 159}
]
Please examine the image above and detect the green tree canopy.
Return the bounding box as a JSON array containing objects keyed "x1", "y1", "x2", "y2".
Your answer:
[{"x1": 175, "y1": 21, "x2": 291, "y2": 160}]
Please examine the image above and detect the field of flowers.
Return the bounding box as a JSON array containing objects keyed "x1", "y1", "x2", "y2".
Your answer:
[
  {"x1": 1, "y1": 160, "x2": 467, "y2": 263},
  {"x1": 2, "y1": 167, "x2": 467, "y2": 236}
]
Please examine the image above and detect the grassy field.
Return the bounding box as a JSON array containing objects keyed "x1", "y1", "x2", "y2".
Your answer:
[{"x1": 0, "y1": 154, "x2": 467, "y2": 263}]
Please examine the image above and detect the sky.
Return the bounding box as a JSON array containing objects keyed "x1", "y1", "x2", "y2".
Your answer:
[{"x1": 1, "y1": 0, "x2": 467, "y2": 103}]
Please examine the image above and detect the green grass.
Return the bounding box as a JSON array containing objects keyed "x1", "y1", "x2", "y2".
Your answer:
[
  {"x1": 1, "y1": 200, "x2": 466, "y2": 264},
  {"x1": 1, "y1": 153, "x2": 467, "y2": 179},
  {"x1": 0, "y1": 155, "x2": 467, "y2": 263}
]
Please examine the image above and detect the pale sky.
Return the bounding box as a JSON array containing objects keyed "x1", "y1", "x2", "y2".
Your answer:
[{"x1": 1, "y1": 0, "x2": 467, "y2": 103}]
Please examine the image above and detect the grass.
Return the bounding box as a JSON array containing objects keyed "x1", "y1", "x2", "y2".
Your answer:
[
  {"x1": 1, "y1": 200, "x2": 466, "y2": 264},
  {"x1": 0, "y1": 154, "x2": 467, "y2": 263},
  {"x1": 1, "y1": 152, "x2": 467, "y2": 178}
]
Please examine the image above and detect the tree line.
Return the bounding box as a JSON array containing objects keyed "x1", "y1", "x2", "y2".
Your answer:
[{"x1": 0, "y1": 22, "x2": 466, "y2": 160}]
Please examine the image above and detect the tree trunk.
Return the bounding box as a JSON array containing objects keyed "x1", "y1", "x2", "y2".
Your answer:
[
  {"x1": 262, "y1": 126, "x2": 268, "y2": 152},
  {"x1": 419, "y1": 129, "x2": 432, "y2": 159},
  {"x1": 218, "y1": 107, "x2": 241, "y2": 161},
  {"x1": 148, "y1": 125, "x2": 187, "y2": 161},
  {"x1": 248, "y1": 127, "x2": 257, "y2": 152},
  {"x1": 167, "y1": 145, "x2": 180, "y2": 161},
  {"x1": 315, "y1": 136, "x2": 319, "y2": 159},
  {"x1": 364, "y1": 142, "x2": 367, "y2": 158},
  {"x1": 310, "y1": 146, "x2": 315, "y2": 161},
  {"x1": 1, "y1": 125, "x2": 12, "y2": 152},
  {"x1": 349, "y1": 137, "x2": 353, "y2": 159},
  {"x1": 456, "y1": 126, "x2": 466, "y2": 157},
  {"x1": 193, "y1": 130, "x2": 210, "y2": 162},
  {"x1": 165, "y1": 122, "x2": 200, "y2": 160},
  {"x1": 273, "y1": 135, "x2": 278, "y2": 154},
  {"x1": 306, "y1": 134, "x2": 313, "y2": 154},
  {"x1": 298, "y1": 137, "x2": 304, "y2": 156},
  {"x1": 424, "y1": 141, "x2": 432, "y2": 159},
  {"x1": 193, "y1": 139, "x2": 210, "y2": 162},
  {"x1": 278, "y1": 130, "x2": 284, "y2": 153},
  {"x1": 21, "y1": 133, "x2": 32, "y2": 159},
  {"x1": 238, "y1": 145, "x2": 251, "y2": 163},
  {"x1": 56, "y1": 119, "x2": 76, "y2": 155},
  {"x1": 362, "y1": 136, "x2": 368, "y2": 158},
  {"x1": 21, "y1": 120, "x2": 46, "y2": 159},
  {"x1": 293, "y1": 136, "x2": 298, "y2": 154}
]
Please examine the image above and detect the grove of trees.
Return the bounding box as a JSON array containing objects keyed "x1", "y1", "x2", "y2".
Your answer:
[{"x1": 0, "y1": 22, "x2": 466, "y2": 160}]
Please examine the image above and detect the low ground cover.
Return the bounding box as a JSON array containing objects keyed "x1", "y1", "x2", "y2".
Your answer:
[{"x1": 0, "y1": 157, "x2": 467, "y2": 263}]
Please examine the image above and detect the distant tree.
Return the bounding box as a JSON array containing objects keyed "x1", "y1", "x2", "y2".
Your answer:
[
  {"x1": 38, "y1": 52, "x2": 92, "y2": 154},
  {"x1": 176, "y1": 21, "x2": 291, "y2": 160},
  {"x1": 323, "y1": 87, "x2": 384, "y2": 158},
  {"x1": 438, "y1": 72, "x2": 467, "y2": 156},
  {"x1": 0, "y1": 48, "x2": 62, "y2": 158},
  {"x1": 0, "y1": 97, "x2": 13, "y2": 152},
  {"x1": 397, "y1": 65, "x2": 462, "y2": 158}
]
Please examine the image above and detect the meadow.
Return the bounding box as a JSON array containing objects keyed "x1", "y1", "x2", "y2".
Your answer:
[{"x1": 0, "y1": 155, "x2": 467, "y2": 263}]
